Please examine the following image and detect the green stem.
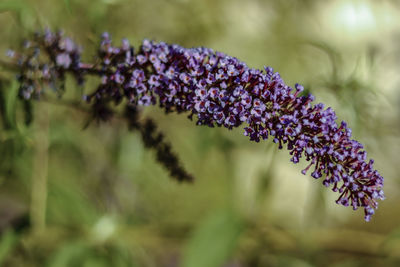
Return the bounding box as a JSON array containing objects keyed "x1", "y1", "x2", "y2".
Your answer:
[{"x1": 30, "y1": 104, "x2": 49, "y2": 233}]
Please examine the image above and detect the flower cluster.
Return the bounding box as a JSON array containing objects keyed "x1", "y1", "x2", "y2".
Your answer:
[
  {"x1": 8, "y1": 30, "x2": 384, "y2": 221},
  {"x1": 7, "y1": 29, "x2": 83, "y2": 99}
]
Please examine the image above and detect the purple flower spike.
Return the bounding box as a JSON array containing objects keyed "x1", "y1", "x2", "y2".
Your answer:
[
  {"x1": 125, "y1": 39, "x2": 383, "y2": 221},
  {"x1": 10, "y1": 30, "x2": 385, "y2": 221}
]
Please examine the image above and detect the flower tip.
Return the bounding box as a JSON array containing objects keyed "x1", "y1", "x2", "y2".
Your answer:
[
  {"x1": 82, "y1": 95, "x2": 90, "y2": 102},
  {"x1": 6, "y1": 49, "x2": 15, "y2": 58},
  {"x1": 101, "y1": 32, "x2": 110, "y2": 39},
  {"x1": 295, "y1": 83, "x2": 304, "y2": 92}
]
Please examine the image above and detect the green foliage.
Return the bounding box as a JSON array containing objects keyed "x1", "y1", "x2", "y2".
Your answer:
[
  {"x1": 0, "y1": 0, "x2": 35, "y2": 30},
  {"x1": 182, "y1": 209, "x2": 243, "y2": 267},
  {"x1": 0, "y1": 230, "x2": 18, "y2": 266},
  {"x1": 48, "y1": 240, "x2": 135, "y2": 267},
  {"x1": 4, "y1": 80, "x2": 18, "y2": 129},
  {"x1": 63, "y1": 0, "x2": 72, "y2": 15}
]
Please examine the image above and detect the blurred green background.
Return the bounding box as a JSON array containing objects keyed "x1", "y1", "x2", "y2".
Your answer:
[{"x1": 0, "y1": 0, "x2": 400, "y2": 266}]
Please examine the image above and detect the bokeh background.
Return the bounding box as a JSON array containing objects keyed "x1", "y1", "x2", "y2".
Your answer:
[{"x1": 0, "y1": 0, "x2": 400, "y2": 266}]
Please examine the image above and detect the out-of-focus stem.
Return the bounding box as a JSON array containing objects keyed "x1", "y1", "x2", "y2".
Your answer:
[
  {"x1": 30, "y1": 104, "x2": 49, "y2": 233},
  {"x1": 0, "y1": 60, "x2": 20, "y2": 71}
]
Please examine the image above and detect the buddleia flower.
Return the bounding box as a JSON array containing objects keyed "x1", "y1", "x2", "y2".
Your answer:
[{"x1": 9, "y1": 30, "x2": 385, "y2": 221}]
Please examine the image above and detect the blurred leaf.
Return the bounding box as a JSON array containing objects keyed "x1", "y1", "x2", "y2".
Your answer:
[
  {"x1": 5, "y1": 80, "x2": 18, "y2": 129},
  {"x1": 47, "y1": 241, "x2": 89, "y2": 267},
  {"x1": 47, "y1": 181, "x2": 99, "y2": 226},
  {"x1": 0, "y1": 230, "x2": 18, "y2": 265},
  {"x1": 48, "y1": 240, "x2": 135, "y2": 267},
  {"x1": 0, "y1": 0, "x2": 25, "y2": 12},
  {"x1": 0, "y1": 0, "x2": 36, "y2": 30},
  {"x1": 87, "y1": 1, "x2": 109, "y2": 31},
  {"x1": 63, "y1": 0, "x2": 72, "y2": 15},
  {"x1": 182, "y1": 209, "x2": 243, "y2": 267},
  {"x1": 306, "y1": 41, "x2": 341, "y2": 80}
]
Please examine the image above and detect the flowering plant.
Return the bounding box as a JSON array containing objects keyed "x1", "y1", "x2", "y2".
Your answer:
[{"x1": 5, "y1": 30, "x2": 384, "y2": 221}]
